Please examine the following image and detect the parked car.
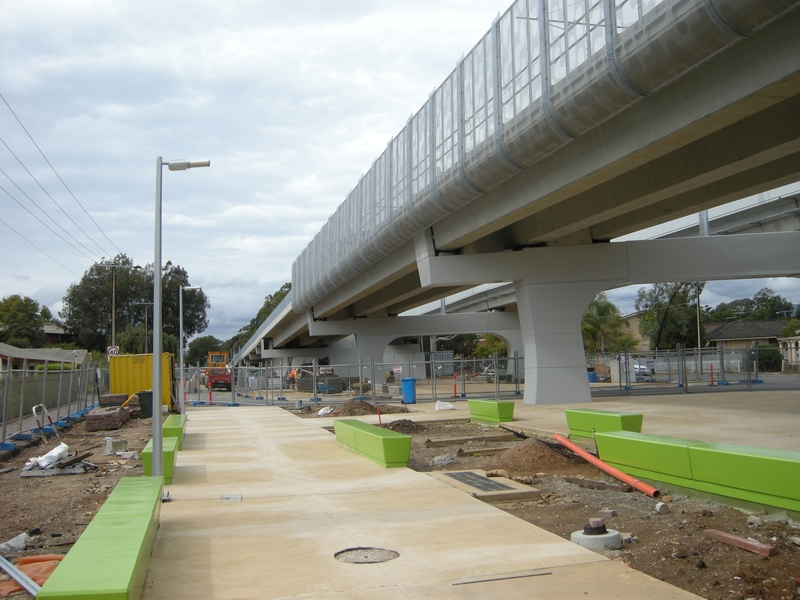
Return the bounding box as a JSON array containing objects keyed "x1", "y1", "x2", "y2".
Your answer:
[{"x1": 634, "y1": 361, "x2": 654, "y2": 376}]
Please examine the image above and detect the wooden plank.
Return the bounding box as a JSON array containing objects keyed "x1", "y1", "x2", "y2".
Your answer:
[
  {"x1": 425, "y1": 434, "x2": 517, "y2": 448},
  {"x1": 456, "y1": 447, "x2": 511, "y2": 457},
  {"x1": 704, "y1": 529, "x2": 777, "y2": 557},
  {"x1": 563, "y1": 476, "x2": 633, "y2": 492},
  {"x1": 55, "y1": 452, "x2": 93, "y2": 469}
]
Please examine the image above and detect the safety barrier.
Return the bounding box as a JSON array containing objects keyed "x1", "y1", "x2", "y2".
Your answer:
[
  {"x1": 594, "y1": 431, "x2": 800, "y2": 512},
  {"x1": 37, "y1": 476, "x2": 163, "y2": 600},
  {"x1": 333, "y1": 419, "x2": 412, "y2": 468},
  {"x1": 565, "y1": 408, "x2": 643, "y2": 440},
  {"x1": 142, "y1": 437, "x2": 179, "y2": 485},
  {"x1": 467, "y1": 399, "x2": 515, "y2": 423}
]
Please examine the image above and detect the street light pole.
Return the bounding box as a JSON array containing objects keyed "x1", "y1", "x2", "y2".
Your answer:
[
  {"x1": 152, "y1": 157, "x2": 210, "y2": 479},
  {"x1": 132, "y1": 302, "x2": 153, "y2": 353},
  {"x1": 179, "y1": 285, "x2": 201, "y2": 414}
]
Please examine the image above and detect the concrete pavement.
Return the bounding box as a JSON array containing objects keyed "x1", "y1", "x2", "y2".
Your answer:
[{"x1": 143, "y1": 390, "x2": 798, "y2": 598}]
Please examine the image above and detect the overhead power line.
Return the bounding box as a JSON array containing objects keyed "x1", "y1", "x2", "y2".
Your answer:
[
  {"x1": 0, "y1": 90, "x2": 124, "y2": 256},
  {"x1": 0, "y1": 215, "x2": 80, "y2": 276},
  {"x1": 0, "y1": 166, "x2": 102, "y2": 261}
]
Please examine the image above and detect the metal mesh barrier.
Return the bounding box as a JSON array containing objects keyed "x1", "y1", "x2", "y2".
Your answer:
[{"x1": 290, "y1": 0, "x2": 799, "y2": 312}]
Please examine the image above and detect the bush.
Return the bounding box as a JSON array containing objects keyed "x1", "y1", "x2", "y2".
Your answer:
[{"x1": 755, "y1": 347, "x2": 781, "y2": 373}]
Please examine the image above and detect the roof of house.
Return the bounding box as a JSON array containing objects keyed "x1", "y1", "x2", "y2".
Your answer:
[
  {"x1": 43, "y1": 323, "x2": 67, "y2": 335},
  {"x1": 704, "y1": 320, "x2": 784, "y2": 342},
  {"x1": 0, "y1": 342, "x2": 89, "y2": 364}
]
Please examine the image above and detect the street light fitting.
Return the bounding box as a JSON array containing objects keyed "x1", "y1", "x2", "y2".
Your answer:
[{"x1": 166, "y1": 159, "x2": 211, "y2": 171}]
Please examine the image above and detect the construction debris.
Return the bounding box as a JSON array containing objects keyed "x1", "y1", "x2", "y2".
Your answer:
[
  {"x1": 562, "y1": 476, "x2": 633, "y2": 493},
  {"x1": 85, "y1": 407, "x2": 130, "y2": 431},
  {"x1": 704, "y1": 529, "x2": 778, "y2": 557}
]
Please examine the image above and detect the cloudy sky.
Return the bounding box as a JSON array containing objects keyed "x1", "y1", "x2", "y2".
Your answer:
[{"x1": 1, "y1": 1, "x2": 798, "y2": 344}]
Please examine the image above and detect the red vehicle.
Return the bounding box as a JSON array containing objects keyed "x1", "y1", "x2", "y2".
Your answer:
[{"x1": 207, "y1": 367, "x2": 231, "y2": 391}]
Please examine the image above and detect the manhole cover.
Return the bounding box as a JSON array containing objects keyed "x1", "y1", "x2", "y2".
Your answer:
[
  {"x1": 334, "y1": 547, "x2": 399, "y2": 564},
  {"x1": 443, "y1": 471, "x2": 515, "y2": 492}
]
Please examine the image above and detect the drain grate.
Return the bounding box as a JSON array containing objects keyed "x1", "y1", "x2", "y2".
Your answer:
[
  {"x1": 443, "y1": 471, "x2": 515, "y2": 492},
  {"x1": 334, "y1": 547, "x2": 399, "y2": 564}
]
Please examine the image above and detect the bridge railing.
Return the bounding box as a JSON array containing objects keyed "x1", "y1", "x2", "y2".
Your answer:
[{"x1": 291, "y1": 0, "x2": 797, "y2": 313}]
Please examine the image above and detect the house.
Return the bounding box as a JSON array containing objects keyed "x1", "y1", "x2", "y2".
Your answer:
[
  {"x1": 0, "y1": 343, "x2": 89, "y2": 371},
  {"x1": 43, "y1": 322, "x2": 73, "y2": 346},
  {"x1": 777, "y1": 325, "x2": 800, "y2": 367},
  {"x1": 703, "y1": 320, "x2": 784, "y2": 349}
]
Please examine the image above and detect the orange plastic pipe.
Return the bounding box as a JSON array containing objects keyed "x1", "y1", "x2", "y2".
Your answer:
[{"x1": 553, "y1": 433, "x2": 661, "y2": 499}]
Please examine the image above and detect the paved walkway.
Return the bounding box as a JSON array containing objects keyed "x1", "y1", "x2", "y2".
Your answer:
[{"x1": 143, "y1": 390, "x2": 798, "y2": 599}]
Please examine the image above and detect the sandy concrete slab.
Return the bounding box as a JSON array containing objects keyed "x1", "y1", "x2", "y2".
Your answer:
[{"x1": 143, "y1": 406, "x2": 705, "y2": 599}]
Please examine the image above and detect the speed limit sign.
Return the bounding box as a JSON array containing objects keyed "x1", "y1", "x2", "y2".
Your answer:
[{"x1": 107, "y1": 346, "x2": 120, "y2": 357}]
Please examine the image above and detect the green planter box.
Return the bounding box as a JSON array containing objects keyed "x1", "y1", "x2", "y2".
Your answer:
[
  {"x1": 690, "y1": 443, "x2": 800, "y2": 512},
  {"x1": 163, "y1": 414, "x2": 188, "y2": 450},
  {"x1": 565, "y1": 409, "x2": 643, "y2": 440},
  {"x1": 594, "y1": 431, "x2": 705, "y2": 489},
  {"x1": 142, "y1": 436, "x2": 179, "y2": 484},
  {"x1": 467, "y1": 399, "x2": 515, "y2": 423},
  {"x1": 38, "y1": 476, "x2": 163, "y2": 600},
  {"x1": 334, "y1": 419, "x2": 412, "y2": 468}
]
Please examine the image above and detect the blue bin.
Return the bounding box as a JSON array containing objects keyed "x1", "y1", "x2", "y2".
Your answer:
[
  {"x1": 587, "y1": 372, "x2": 598, "y2": 383},
  {"x1": 401, "y1": 378, "x2": 417, "y2": 404}
]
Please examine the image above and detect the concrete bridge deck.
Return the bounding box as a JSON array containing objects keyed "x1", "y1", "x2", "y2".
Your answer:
[{"x1": 143, "y1": 390, "x2": 798, "y2": 598}]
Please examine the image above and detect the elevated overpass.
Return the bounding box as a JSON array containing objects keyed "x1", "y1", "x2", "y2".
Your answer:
[{"x1": 233, "y1": 0, "x2": 800, "y2": 404}]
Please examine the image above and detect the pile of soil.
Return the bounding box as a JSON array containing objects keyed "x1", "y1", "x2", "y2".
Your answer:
[
  {"x1": 486, "y1": 438, "x2": 596, "y2": 477},
  {"x1": 384, "y1": 419, "x2": 426, "y2": 434},
  {"x1": 294, "y1": 401, "x2": 411, "y2": 418}
]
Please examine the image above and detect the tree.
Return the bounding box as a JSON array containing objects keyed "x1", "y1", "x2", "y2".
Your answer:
[
  {"x1": 187, "y1": 335, "x2": 223, "y2": 366},
  {"x1": 474, "y1": 334, "x2": 507, "y2": 358},
  {"x1": 707, "y1": 288, "x2": 792, "y2": 322},
  {"x1": 436, "y1": 334, "x2": 479, "y2": 358},
  {"x1": 635, "y1": 283, "x2": 703, "y2": 350},
  {"x1": 0, "y1": 295, "x2": 47, "y2": 348},
  {"x1": 223, "y1": 282, "x2": 291, "y2": 353},
  {"x1": 779, "y1": 318, "x2": 800, "y2": 338},
  {"x1": 117, "y1": 324, "x2": 148, "y2": 354},
  {"x1": 582, "y1": 293, "x2": 630, "y2": 353},
  {"x1": 60, "y1": 254, "x2": 209, "y2": 352}
]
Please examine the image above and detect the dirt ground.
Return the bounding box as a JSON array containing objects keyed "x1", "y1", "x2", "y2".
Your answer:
[
  {"x1": 391, "y1": 418, "x2": 800, "y2": 600},
  {"x1": 0, "y1": 415, "x2": 152, "y2": 598},
  {"x1": 0, "y1": 411, "x2": 798, "y2": 600}
]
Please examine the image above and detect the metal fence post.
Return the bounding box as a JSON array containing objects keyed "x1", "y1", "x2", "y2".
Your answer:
[
  {"x1": 431, "y1": 353, "x2": 437, "y2": 403},
  {"x1": 55, "y1": 362, "x2": 64, "y2": 421},
  {"x1": 41, "y1": 360, "x2": 49, "y2": 411},
  {"x1": 1, "y1": 361, "x2": 11, "y2": 443},
  {"x1": 18, "y1": 358, "x2": 28, "y2": 433},
  {"x1": 370, "y1": 357, "x2": 377, "y2": 404}
]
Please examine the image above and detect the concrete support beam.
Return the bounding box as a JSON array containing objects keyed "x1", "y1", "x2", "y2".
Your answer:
[
  {"x1": 308, "y1": 312, "x2": 521, "y2": 339},
  {"x1": 418, "y1": 232, "x2": 800, "y2": 404}
]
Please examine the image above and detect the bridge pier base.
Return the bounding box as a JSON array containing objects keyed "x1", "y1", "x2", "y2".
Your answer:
[{"x1": 515, "y1": 280, "x2": 604, "y2": 405}]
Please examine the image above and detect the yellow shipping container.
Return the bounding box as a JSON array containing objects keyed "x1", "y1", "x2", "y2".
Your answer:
[{"x1": 109, "y1": 353, "x2": 174, "y2": 410}]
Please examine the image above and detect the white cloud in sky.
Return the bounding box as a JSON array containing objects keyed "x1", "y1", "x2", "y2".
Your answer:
[
  {"x1": 0, "y1": 0, "x2": 511, "y2": 340},
  {"x1": 0, "y1": 0, "x2": 797, "y2": 346}
]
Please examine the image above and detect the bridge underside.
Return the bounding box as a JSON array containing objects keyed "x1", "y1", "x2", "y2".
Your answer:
[{"x1": 308, "y1": 9, "x2": 800, "y2": 322}]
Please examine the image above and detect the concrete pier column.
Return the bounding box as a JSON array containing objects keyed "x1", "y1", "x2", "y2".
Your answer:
[{"x1": 515, "y1": 280, "x2": 604, "y2": 405}]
